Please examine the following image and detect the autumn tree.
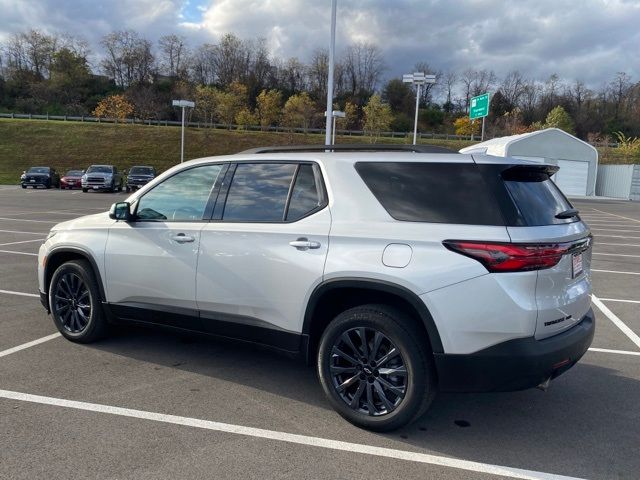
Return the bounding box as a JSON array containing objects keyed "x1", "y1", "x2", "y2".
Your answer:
[
  {"x1": 282, "y1": 92, "x2": 316, "y2": 132},
  {"x1": 453, "y1": 116, "x2": 480, "y2": 136},
  {"x1": 544, "y1": 105, "x2": 575, "y2": 134},
  {"x1": 92, "y1": 94, "x2": 134, "y2": 123},
  {"x1": 215, "y1": 81, "x2": 248, "y2": 128},
  {"x1": 235, "y1": 108, "x2": 258, "y2": 130},
  {"x1": 194, "y1": 85, "x2": 219, "y2": 125},
  {"x1": 256, "y1": 89, "x2": 282, "y2": 130},
  {"x1": 363, "y1": 94, "x2": 392, "y2": 141},
  {"x1": 158, "y1": 34, "x2": 188, "y2": 78}
]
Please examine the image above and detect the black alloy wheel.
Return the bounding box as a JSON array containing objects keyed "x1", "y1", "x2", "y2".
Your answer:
[
  {"x1": 317, "y1": 304, "x2": 436, "y2": 431},
  {"x1": 329, "y1": 327, "x2": 407, "y2": 416},
  {"x1": 49, "y1": 259, "x2": 108, "y2": 343},
  {"x1": 52, "y1": 272, "x2": 92, "y2": 333}
]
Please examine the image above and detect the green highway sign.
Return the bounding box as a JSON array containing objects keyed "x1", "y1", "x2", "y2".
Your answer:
[{"x1": 469, "y1": 92, "x2": 490, "y2": 120}]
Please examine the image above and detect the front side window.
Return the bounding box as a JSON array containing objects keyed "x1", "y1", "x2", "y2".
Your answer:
[
  {"x1": 136, "y1": 164, "x2": 223, "y2": 221},
  {"x1": 222, "y1": 163, "x2": 297, "y2": 222}
]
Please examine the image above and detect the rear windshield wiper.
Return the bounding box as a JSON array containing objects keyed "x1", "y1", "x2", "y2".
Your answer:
[{"x1": 556, "y1": 208, "x2": 580, "y2": 219}]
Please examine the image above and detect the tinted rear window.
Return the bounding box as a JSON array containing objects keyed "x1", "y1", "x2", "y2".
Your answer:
[
  {"x1": 502, "y1": 170, "x2": 575, "y2": 225},
  {"x1": 355, "y1": 162, "x2": 504, "y2": 225}
]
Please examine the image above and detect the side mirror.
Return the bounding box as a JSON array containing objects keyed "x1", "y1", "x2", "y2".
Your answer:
[{"x1": 109, "y1": 202, "x2": 132, "y2": 221}]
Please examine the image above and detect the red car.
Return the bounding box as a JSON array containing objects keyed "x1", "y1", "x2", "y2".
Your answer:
[{"x1": 60, "y1": 169, "x2": 84, "y2": 189}]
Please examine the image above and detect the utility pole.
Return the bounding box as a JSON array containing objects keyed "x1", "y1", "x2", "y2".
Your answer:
[
  {"x1": 324, "y1": 0, "x2": 337, "y2": 145},
  {"x1": 172, "y1": 99, "x2": 195, "y2": 163},
  {"x1": 403, "y1": 72, "x2": 436, "y2": 145}
]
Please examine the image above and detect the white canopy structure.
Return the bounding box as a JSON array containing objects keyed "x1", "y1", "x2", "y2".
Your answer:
[{"x1": 460, "y1": 128, "x2": 598, "y2": 196}]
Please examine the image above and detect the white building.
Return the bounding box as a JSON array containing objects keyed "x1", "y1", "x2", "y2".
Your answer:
[{"x1": 460, "y1": 128, "x2": 598, "y2": 196}]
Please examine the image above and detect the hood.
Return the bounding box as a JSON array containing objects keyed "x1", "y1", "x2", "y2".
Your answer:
[{"x1": 51, "y1": 212, "x2": 113, "y2": 231}]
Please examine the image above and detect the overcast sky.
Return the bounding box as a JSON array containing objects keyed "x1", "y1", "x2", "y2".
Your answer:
[{"x1": 1, "y1": 0, "x2": 639, "y2": 89}]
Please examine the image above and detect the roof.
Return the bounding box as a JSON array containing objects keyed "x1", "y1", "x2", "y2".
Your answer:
[{"x1": 459, "y1": 128, "x2": 598, "y2": 161}]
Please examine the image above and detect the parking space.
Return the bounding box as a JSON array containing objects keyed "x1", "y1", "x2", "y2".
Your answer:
[{"x1": 0, "y1": 187, "x2": 638, "y2": 480}]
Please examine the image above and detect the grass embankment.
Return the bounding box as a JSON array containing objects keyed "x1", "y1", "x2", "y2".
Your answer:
[
  {"x1": 0, "y1": 119, "x2": 476, "y2": 184},
  {"x1": 0, "y1": 118, "x2": 633, "y2": 184}
]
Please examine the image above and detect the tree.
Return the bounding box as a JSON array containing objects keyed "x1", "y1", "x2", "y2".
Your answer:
[
  {"x1": 342, "y1": 101, "x2": 359, "y2": 130},
  {"x1": 235, "y1": 107, "x2": 258, "y2": 130},
  {"x1": 194, "y1": 85, "x2": 219, "y2": 125},
  {"x1": 215, "y1": 81, "x2": 247, "y2": 128},
  {"x1": 307, "y1": 48, "x2": 329, "y2": 102},
  {"x1": 544, "y1": 105, "x2": 575, "y2": 134},
  {"x1": 453, "y1": 116, "x2": 480, "y2": 136},
  {"x1": 100, "y1": 30, "x2": 155, "y2": 87},
  {"x1": 158, "y1": 34, "x2": 188, "y2": 78},
  {"x1": 342, "y1": 42, "x2": 385, "y2": 104},
  {"x1": 92, "y1": 94, "x2": 134, "y2": 123},
  {"x1": 256, "y1": 89, "x2": 282, "y2": 129},
  {"x1": 126, "y1": 85, "x2": 162, "y2": 122},
  {"x1": 363, "y1": 94, "x2": 392, "y2": 141},
  {"x1": 382, "y1": 78, "x2": 413, "y2": 113},
  {"x1": 282, "y1": 92, "x2": 316, "y2": 132},
  {"x1": 212, "y1": 33, "x2": 250, "y2": 86}
]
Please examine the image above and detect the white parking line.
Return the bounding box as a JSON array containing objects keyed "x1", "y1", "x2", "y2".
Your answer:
[
  {"x1": 592, "y1": 252, "x2": 640, "y2": 258},
  {"x1": 596, "y1": 242, "x2": 640, "y2": 248},
  {"x1": 587, "y1": 224, "x2": 640, "y2": 229},
  {"x1": 592, "y1": 269, "x2": 640, "y2": 276},
  {"x1": 0, "y1": 217, "x2": 57, "y2": 223},
  {"x1": 591, "y1": 209, "x2": 640, "y2": 224},
  {"x1": 0, "y1": 289, "x2": 39, "y2": 298},
  {"x1": 0, "y1": 238, "x2": 44, "y2": 247},
  {"x1": 0, "y1": 333, "x2": 61, "y2": 358},
  {"x1": 593, "y1": 234, "x2": 640, "y2": 240},
  {"x1": 598, "y1": 298, "x2": 640, "y2": 305},
  {"x1": 588, "y1": 347, "x2": 640, "y2": 356},
  {"x1": 0, "y1": 389, "x2": 588, "y2": 480},
  {"x1": 0, "y1": 250, "x2": 38, "y2": 256},
  {"x1": 591, "y1": 228, "x2": 640, "y2": 234},
  {"x1": 0, "y1": 229, "x2": 48, "y2": 236},
  {"x1": 592, "y1": 295, "x2": 640, "y2": 350}
]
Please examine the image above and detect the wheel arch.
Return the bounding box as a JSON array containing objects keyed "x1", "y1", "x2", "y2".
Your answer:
[
  {"x1": 302, "y1": 278, "x2": 444, "y2": 363},
  {"x1": 45, "y1": 247, "x2": 106, "y2": 302}
]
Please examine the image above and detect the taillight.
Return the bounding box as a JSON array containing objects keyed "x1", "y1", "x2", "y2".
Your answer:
[{"x1": 443, "y1": 240, "x2": 572, "y2": 272}]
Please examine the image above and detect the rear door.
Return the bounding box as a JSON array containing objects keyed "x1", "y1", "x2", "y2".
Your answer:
[
  {"x1": 499, "y1": 166, "x2": 592, "y2": 339},
  {"x1": 196, "y1": 161, "x2": 330, "y2": 351}
]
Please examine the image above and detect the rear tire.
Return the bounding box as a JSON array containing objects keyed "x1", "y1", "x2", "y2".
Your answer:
[
  {"x1": 21, "y1": 184, "x2": 26, "y2": 189},
  {"x1": 49, "y1": 259, "x2": 108, "y2": 343},
  {"x1": 317, "y1": 304, "x2": 436, "y2": 431}
]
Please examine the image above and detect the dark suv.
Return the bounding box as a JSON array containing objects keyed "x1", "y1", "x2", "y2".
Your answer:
[
  {"x1": 126, "y1": 166, "x2": 156, "y2": 192},
  {"x1": 21, "y1": 166, "x2": 60, "y2": 189}
]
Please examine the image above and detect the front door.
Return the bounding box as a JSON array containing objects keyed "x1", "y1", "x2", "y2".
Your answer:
[{"x1": 104, "y1": 163, "x2": 225, "y2": 328}]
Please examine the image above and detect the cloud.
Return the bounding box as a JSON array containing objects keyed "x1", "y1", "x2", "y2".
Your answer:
[{"x1": 1, "y1": 0, "x2": 639, "y2": 93}]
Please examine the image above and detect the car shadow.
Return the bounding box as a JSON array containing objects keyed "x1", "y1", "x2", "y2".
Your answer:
[{"x1": 90, "y1": 325, "x2": 640, "y2": 478}]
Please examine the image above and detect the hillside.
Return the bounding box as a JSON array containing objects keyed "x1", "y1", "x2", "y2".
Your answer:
[
  {"x1": 0, "y1": 119, "x2": 477, "y2": 184},
  {"x1": 0, "y1": 119, "x2": 631, "y2": 184}
]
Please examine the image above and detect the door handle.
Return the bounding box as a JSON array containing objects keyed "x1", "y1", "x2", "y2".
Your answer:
[
  {"x1": 171, "y1": 233, "x2": 195, "y2": 243},
  {"x1": 289, "y1": 237, "x2": 321, "y2": 250}
]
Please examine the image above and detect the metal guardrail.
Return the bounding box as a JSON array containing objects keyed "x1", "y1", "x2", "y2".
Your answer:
[{"x1": 0, "y1": 112, "x2": 474, "y2": 142}]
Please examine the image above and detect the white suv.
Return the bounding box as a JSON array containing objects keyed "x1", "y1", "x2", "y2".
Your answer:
[{"x1": 38, "y1": 145, "x2": 595, "y2": 431}]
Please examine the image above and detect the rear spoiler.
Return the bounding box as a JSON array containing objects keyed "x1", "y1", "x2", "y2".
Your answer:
[{"x1": 501, "y1": 164, "x2": 559, "y2": 179}]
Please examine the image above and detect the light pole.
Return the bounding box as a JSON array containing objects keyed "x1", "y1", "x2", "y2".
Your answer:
[
  {"x1": 402, "y1": 72, "x2": 436, "y2": 145},
  {"x1": 324, "y1": 0, "x2": 337, "y2": 146},
  {"x1": 325, "y1": 110, "x2": 346, "y2": 144},
  {"x1": 172, "y1": 99, "x2": 195, "y2": 163}
]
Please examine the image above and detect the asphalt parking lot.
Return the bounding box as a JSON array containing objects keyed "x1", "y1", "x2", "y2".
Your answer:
[{"x1": 0, "y1": 186, "x2": 639, "y2": 480}]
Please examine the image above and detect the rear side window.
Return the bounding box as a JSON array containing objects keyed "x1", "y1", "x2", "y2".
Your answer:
[
  {"x1": 286, "y1": 165, "x2": 322, "y2": 221},
  {"x1": 355, "y1": 162, "x2": 504, "y2": 225},
  {"x1": 223, "y1": 163, "x2": 297, "y2": 221},
  {"x1": 502, "y1": 170, "x2": 575, "y2": 225}
]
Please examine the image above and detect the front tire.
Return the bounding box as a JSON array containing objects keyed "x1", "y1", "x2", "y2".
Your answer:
[
  {"x1": 82, "y1": 188, "x2": 88, "y2": 193},
  {"x1": 49, "y1": 259, "x2": 108, "y2": 343},
  {"x1": 317, "y1": 304, "x2": 436, "y2": 431}
]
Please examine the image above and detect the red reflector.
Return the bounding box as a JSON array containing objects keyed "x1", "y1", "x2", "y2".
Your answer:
[
  {"x1": 552, "y1": 358, "x2": 571, "y2": 369},
  {"x1": 443, "y1": 240, "x2": 572, "y2": 273}
]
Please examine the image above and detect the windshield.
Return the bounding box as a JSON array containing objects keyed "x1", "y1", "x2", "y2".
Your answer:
[
  {"x1": 28, "y1": 167, "x2": 50, "y2": 174},
  {"x1": 129, "y1": 167, "x2": 154, "y2": 175},
  {"x1": 65, "y1": 170, "x2": 83, "y2": 176},
  {"x1": 86, "y1": 166, "x2": 113, "y2": 174}
]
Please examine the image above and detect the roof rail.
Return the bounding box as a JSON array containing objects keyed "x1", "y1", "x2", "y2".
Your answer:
[{"x1": 238, "y1": 144, "x2": 455, "y2": 154}]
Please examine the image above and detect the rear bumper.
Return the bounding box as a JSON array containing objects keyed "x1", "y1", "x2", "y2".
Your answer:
[{"x1": 434, "y1": 307, "x2": 595, "y2": 392}]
